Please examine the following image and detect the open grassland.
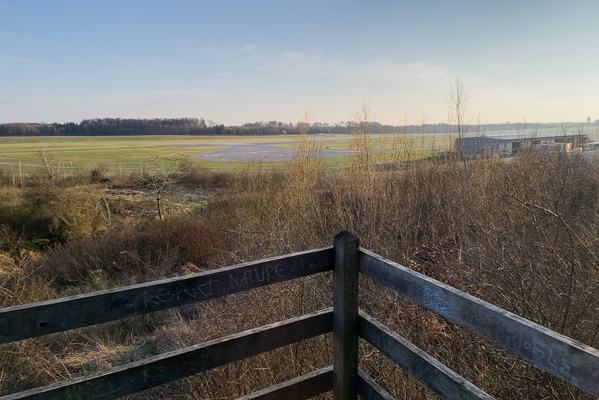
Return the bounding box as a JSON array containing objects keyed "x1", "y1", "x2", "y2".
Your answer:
[
  {"x1": 0, "y1": 133, "x2": 452, "y2": 172},
  {"x1": 0, "y1": 135, "x2": 231, "y2": 168},
  {"x1": 274, "y1": 132, "x2": 452, "y2": 151},
  {"x1": 0, "y1": 125, "x2": 593, "y2": 171}
]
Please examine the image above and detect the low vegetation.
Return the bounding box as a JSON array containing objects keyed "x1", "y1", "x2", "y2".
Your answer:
[{"x1": 1, "y1": 127, "x2": 598, "y2": 399}]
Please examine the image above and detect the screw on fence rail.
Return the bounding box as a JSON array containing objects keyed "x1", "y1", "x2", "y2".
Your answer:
[{"x1": 333, "y1": 231, "x2": 360, "y2": 400}]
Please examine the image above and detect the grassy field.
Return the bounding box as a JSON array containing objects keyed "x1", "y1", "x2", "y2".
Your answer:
[
  {"x1": 0, "y1": 125, "x2": 593, "y2": 171},
  {"x1": 0, "y1": 135, "x2": 304, "y2": 166},
  {"x1": 0, "y1": 133, "x2": 453, "y2": 172},
  {"x1": 0, "y1": 135, "x2": 236, "y2": 168}
]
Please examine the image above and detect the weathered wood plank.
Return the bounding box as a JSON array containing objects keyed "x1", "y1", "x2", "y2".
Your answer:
[
  {"x1": 360, "y1": 249, "x2": 599, "y2": 397},
  {"x1": 1, "y1": 308, "x2": 333, "y2": 400},
  {"x1": 333, "y1": 231, "x2": 360, "y2": 400},
  {"x1": 236, "y1": 366, "x2": 333, "y2": 400},
  {"x1": 0, "y1": 247, "x2": 333, "y2": 344},
  {"x1": 357, "y1": 369, "x2": 395, "y2": 400},
  {"x1": 359, "y1": 311, "x2": 494, "y2": 400}
]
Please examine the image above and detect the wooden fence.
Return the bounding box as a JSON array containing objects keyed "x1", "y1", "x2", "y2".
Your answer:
[{"x1": 1, "y1": 231, "x2": 598, "y2": 399}]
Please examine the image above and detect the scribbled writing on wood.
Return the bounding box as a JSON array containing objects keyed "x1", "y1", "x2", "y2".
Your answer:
[
  {"x1": 421, "y1": 285, "x2": 580, "y2": 385},
  {"x1": 106, "y1": 252, "x2": 331, "y2": 318}
]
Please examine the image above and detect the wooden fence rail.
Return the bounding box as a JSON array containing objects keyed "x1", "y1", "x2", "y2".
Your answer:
[
  {"x1": 0, "y1": 247, "x2": 333, "y2": 344},
  {"x1": 359, "y1": 248, "x2": 599, "y2": 398},
  {"x1": 1, "y1": 231, "x2": 598, "y2": 400}
]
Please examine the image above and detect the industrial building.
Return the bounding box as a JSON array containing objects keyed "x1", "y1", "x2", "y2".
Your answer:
[{"x1": 455, "y1": 133, "x2": 588, "y2": 158}]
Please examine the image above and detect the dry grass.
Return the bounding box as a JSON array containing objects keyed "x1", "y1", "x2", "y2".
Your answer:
[{"x1": 1, "y1": 128, "x2": 599, "y2": 398}]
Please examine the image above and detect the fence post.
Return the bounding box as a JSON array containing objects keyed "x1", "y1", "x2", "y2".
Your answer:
[{"x1": 333, "y1": 231, "x2": 360, "y2": 400}]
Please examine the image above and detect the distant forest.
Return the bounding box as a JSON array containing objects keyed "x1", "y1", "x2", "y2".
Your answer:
[{"x1": 0, "y1": 117, "x2": 595, "y2": 136}]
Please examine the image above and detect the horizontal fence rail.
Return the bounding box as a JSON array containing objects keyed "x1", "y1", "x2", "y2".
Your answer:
[
  {"x1": 359, "y1": 247, "x2": 599, "y2": 398},
  {"x1": 0, "y1": 247, "x2": 333, "y2": 344},
  {"x1": 359, "y1": 311, "x2": 493, "y2": 400},
  {"x1": 2, "y1": 232, "x2": 599, "y2": 399},
  {"x1": 236, "y1": 366, "x2": 333, "y2": 400},
  {"x1": 357, "y1": 369, "x2": 394, "y2": 400},
  {"x1": 3, "y1": 309, "x2": 333, "y2": 400}
]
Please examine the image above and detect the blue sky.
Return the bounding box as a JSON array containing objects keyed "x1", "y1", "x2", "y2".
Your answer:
[{"x1": 1, "y1": 0, "x2": 598, "y2": 125}]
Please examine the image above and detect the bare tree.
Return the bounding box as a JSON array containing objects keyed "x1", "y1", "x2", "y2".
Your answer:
[
  {"x1": 447, "y1": 78, "x2": 471, "y2": 133},
  {"x1": 446, "y1": 78, "x2": 472, "y2": 157},
  {"x1": 138, "y1": 157, "x2": 185, "y2": 220}
]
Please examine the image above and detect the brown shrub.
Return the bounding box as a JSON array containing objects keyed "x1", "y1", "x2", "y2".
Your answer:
[{"x1": 36, "y1": 216, "x2": 225, "y2": 291}]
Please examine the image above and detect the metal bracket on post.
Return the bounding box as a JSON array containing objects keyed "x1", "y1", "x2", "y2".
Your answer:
[{"x1": 333, "y1": 231, "x2": 360, "y2": 400}]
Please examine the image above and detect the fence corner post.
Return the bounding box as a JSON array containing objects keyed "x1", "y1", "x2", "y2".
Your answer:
[{"x1": 333, "y1": 231, "x2": 360, "y2": 400}]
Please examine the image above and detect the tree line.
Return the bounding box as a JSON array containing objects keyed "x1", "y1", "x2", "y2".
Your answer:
[
  {"x1": 0, "y1": 118, "x2": 460, "y2": 136},
  {"x1": 0, "y1": 118, "x2": 223, "y2": 136},
  {"x1": 0, "y1": 118, "x2": 353, "y2": 136},
  {"x1": 0, "y1": 117, "x2": 592, "y2": 137}
]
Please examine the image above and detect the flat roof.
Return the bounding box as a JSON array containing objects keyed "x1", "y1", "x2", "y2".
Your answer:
[{"x1": 478, "y1": 132, "x2": 585, "y2": 141}]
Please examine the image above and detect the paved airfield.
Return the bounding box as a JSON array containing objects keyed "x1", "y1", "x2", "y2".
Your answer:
[{"x1": 189, "y1": 141, "x2": 355, "y2": 162}]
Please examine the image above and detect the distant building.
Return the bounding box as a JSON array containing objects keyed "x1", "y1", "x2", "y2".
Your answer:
[{"x1": 455, "y1": 133, "x2": 588, "y2": 158}]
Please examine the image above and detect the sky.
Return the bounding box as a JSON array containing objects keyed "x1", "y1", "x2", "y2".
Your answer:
[{"x1": 1, "y1": 0, "x2": 598, "y2": 126}]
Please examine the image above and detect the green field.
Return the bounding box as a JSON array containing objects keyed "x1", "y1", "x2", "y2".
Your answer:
[
  {"x1": 0, "y1": 133, "x2": 453, "y2": 172},
  {"x1": 0, "y1": 135, "x2": 266, "y2": 167},
  {"x1": 0, "y1": 126, "x2": 593, "y2": 173}
]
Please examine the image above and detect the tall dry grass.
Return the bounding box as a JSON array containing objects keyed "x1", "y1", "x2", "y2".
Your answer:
[
  {"x1": 205, "y1": 133, "x2": 599, "y2": 398},
  {"x1": 1, "y1": 129, "x2": 599, "y2": 398}
]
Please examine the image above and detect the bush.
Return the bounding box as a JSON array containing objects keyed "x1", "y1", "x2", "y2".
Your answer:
[{"x1": 37, "y1": 216, "x2": 225, "y2": 290}]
